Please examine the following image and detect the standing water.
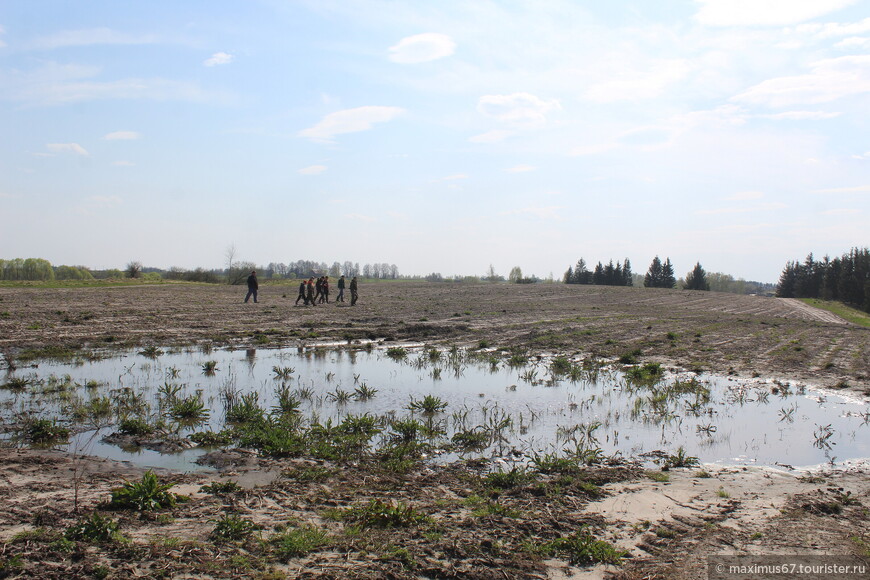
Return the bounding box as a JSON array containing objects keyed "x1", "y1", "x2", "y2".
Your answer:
[{"x1": 1, "y1": 346, "x2": 867, "y2": 471}]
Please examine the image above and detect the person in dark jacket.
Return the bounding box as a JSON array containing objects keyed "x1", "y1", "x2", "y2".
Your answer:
[
  {"x1": 244, "y1": 271, "x2": 258, "y2": 303},
  {"x1": 314, "y1": 276, "x2": 323, "y2": 303},
  {"x1": 320, "y1": 276, "x2": 330, "y2": 304},
  {"x1": 336, "y1": 275, "x2": 346, "y2": 302},
  {"x1": 295, "y1": 280, "x2": 307, "y2": 305},
  {"x1": 350, "y1": 276, "x2": 358, "y2": 306},
  {"x1": 306, "y1": 277, "x2": 316, "y2": 306}
]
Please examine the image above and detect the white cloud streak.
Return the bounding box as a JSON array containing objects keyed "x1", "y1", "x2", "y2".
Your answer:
[
  {"x1": 477, "y1": 93, "x2": 560, "y2": 127},
  {"x1": 733, "y1": 55, "x2": 870, "y2": 107},
  {"x1": 389, "y1": 33, "x2": 456, "y2": 64},
  {"x1": 298, "y1": 106, "x2": 405, "y2": 143},
  {"x1": 694, "y1": 0, "x2": 859, "y2": 27},
  {"x1": 46, "y1": 143, "x2": 89, "y2": 156},
  {"x1": 103, "y1": 131, "x2": 140, "y2": 140},
  {"x1": 31, "y1": 27, "x2": 158, "y2": 49},
  {"x1": 298, "y1": 165, "x2": 327, "y2": 175},
  {"x1": 204, "y1": 52, "x2": 234, "y2": 67}
]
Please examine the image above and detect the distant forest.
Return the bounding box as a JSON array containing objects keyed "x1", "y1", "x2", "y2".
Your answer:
[
  {"x1": 563, "y1": 258, "x2": 633, "y2": 286},
  {"x1": 775, "y1": 247, "x2": 870, "y2": 313},
  {"x1": 563, "y1": 256, "x2": 774, "y2": 296}
]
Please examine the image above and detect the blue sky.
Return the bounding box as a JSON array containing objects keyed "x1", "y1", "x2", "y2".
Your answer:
[{"x1": 1, "y1": 0, "x2": 868, "y2": 282}]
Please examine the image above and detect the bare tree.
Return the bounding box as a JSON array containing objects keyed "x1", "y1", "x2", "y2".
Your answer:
[{"x1": 126, "y1": 261, "x2": 142, "y2": 279}]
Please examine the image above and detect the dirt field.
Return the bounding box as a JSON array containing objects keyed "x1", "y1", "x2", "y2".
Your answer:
[
  {"x1": 2, "y1": 281, "x2": 868, "y2": 395},
  {"x1": 1, "y1": 281, "x2": 869, "y2": 579}
]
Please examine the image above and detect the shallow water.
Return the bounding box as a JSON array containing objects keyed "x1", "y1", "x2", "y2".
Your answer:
[{"x1": 2, "y1": 346, "x2": 867, "y2": 472}]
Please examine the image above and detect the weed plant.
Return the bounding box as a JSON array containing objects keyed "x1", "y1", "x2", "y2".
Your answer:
[
  {"x1": 210, "y1": 514, "x2": 256, "y2": 542},
  {"x1": 23, "y1": 418, "x2": 70, "y2": 443},
  {"x1": 408, "y1": 394, "x2": 448, "y2": 414},
  {"x1": 539, "y1": 527, "x2": 627, "y2": 565},
  {"x1": 344, "y1": 499, "x2": 429, "y2": 528},
  {"x1": 269, "y1": 525, "x2": 329, "y2": 558},
  {"x1": 64, "y1": 512, "x2": 121, "y2": 543},
  {"x1": 109, "y1": 470, "x2": 180, "y2": 511},
  {"x1": 200, "y1": 481, "x2": 243, "y2": 495}
]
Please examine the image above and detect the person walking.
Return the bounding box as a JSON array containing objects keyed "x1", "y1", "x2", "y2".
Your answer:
[
  {"x1": 306, "y1": 277, "x2": 316, "y2": 306},
  {"x1": 321, "y1": 276, "x2": 330, "y2": 304},
  {"x1": 244, "y1": 271, "x2": 259, "y2": 303},
  {"x1": 350, "y1": 276, "x2": 358, "y2": 306},
  {"x1": 314, "y1": 276, "x2": 323, "y2": 304},
  {"x1": 295, "y1": 279, "x2": 307, "y2": 305},
  {"x1": 336, "y1": 275, "x2": 346, "y2": 302}
]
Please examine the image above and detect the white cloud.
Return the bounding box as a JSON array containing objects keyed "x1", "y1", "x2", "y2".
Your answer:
[
  {"x1": 836, "y1": 36, "x2": 870, "y2": 48},
  {"x1": 103, "y1": 131, "x2": 140, "y2": 140},
  {"x1": 501, "y1": 206, "x2": 564, "y2": 220},
  {"x1": 569, "y1": 143, "x2": 618, "y2": 156},
  {"x1": 389, "y1": 33, "x2": 456, "y2": 64},
  {"x1": 733, "y1": 55, "x2": 870, "y2": 107},
  {"x1": 477, "y1": 93, "x2": 560, "y2": 127},
  {"x1": 298, "y1": 165, "x2": 327, "y2": 175},
  {"x1": 758, "y1": 111, "x2": 842, "y2": 120},
  {"x1": 725, "y1": 191, "x2": 765, "y2": 201},
  {"x1": 204, "y1": 52, "x2": 234, "y2": 67},
  {"x1": 695, "y1": 0, "x2": 859, "y2": 27},
  {"x1": 46, "y1": 143, "x2": 89, "y2": 156},
  {"x1": 468, "y1": 130, "x2": 513, "y2": 143},
  {"x1": 812, "y1": 185, "x2": 870, "y2": 194},
  {"x1": 851, "y1": 151, "x2": 870, "y2": 160},
  {"x1": 344, "y1": 213, "x2": 377, "y2": 222},
  {"x1": 795, "y1": 17, "x2": 870, "y2": 38},
  {"x1": 696, "y1": 202, "x2": 787, "y2": 215},
  {"x1": 31, "y1": 27, "x2": 157, "y2": 49},
  {"x1": 506, "y1": 165, "x2": 536, "y2": 173},
  {"x1": 298, "y1": 106, "x2": 405, "y2": 143},
  {"x1": 822, "y1": 208, "x2": 861, "y2": 215},
  {"x1": 0, "y1": 25, "x2": 6, "y2": 48},
  {"x1": 584, "y1": 59, "x2": 690, "y2": 102}
]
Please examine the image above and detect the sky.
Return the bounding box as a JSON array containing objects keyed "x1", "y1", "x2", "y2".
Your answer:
[{"x1": 1, "y1": 0, "x2": 869, "y2": 283}]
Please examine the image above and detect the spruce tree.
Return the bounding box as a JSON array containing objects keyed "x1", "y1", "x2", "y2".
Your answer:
[
  {"x1": 645, "y1": 256, "x2": 663, "y2": 288},
  {"x1": 662, "y1": 258, "x2": 676, "y2": 288},
  {"x1": 684, "y1": 262, "x2": 710, "y2": 291}
]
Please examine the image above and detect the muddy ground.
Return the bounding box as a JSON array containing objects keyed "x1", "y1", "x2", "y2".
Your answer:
[{"x1": 0, "y1": 281, "x2": 869, "y2": 578}]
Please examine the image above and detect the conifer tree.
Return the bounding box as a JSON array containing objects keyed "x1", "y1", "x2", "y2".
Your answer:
[
  {"x1": 684, "y1": 262, "x2": 710, "y2": 291},
  {"x1": 644, "y1": 256, "x2": 663, "y2": 288},
  {"x1": 662, "y1": 258, "x2": 676, "y2": 288}
]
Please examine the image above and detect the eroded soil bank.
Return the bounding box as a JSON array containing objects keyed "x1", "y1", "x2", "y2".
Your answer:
[{"x1": 1, "y1": 282, "x2": 868, "y2": 578}]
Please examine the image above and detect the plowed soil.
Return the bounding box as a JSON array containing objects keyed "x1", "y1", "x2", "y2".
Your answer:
[
  {"x1": 1, "y1": 281, "x2": 868, "y2": 579},
  {"x1": 2, "y1": 281, "x2": 868, "y2": 395}
]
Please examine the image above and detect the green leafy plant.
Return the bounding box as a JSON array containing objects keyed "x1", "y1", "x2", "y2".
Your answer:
[
  {"x1": 23, "y1": 418, "x2": 70, "y2": 443},
  {"x1": 64, "y1": 512, "x2": 121, "y2": 543},
  {"x1": 270, "y1": 525, "x2": 329, "y2": 559},
  {"x1": 109, "y1": 470, "x2": 180, "y2": 511},
  {"x1": 407, "y1": 394, "x2": 448, "y2": 414},
  {"x1": 344, "y1": 499, "x2": 429, "y2": 528},
  {"x1": 210, "y1": 514, "x2": 255, "y2": 542},
  {"x1": 200, "y1": 481, "x2": 243, "y2": 495},
  {"x1": 539, "y1": 527, "x2": 627, "y2": 565}
]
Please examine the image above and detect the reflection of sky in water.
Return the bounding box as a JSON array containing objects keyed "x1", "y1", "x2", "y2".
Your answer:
[{"x1": 2, "y1": 346, "x2": 868, "y2": 472}]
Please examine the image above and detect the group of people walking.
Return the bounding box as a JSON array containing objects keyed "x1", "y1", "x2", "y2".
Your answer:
[
  {"x1": 295, "y1": 275, "x2": 358, "y2": 306},
  {"x1": 244, "y1": 271, "x2": 358, "y2": 306}
]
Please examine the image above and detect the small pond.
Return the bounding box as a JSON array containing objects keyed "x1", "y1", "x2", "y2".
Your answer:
[{"x1": 1, "y1": 345, "x2": 868, "y2": 472}]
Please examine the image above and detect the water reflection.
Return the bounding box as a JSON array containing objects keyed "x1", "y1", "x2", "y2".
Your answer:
[{"x1": 1, "y1": 346, "x2": 867, "y2": 472}]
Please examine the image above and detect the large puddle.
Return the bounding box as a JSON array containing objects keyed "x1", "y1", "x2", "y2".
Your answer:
[{"x1": 2, "y1": 346, "x2": 868, "y2": 472}]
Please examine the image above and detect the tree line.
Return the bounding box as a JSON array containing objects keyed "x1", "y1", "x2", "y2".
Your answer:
[
  {"x1": 775, "y1": 247, "x2": 870, "y2": 313},
  {"x1": 0, "y1": 258, "x2": 95, "y2": 281},
  {"x1": 563, "y1": 258, "x2": 634, "y2": 286}
]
